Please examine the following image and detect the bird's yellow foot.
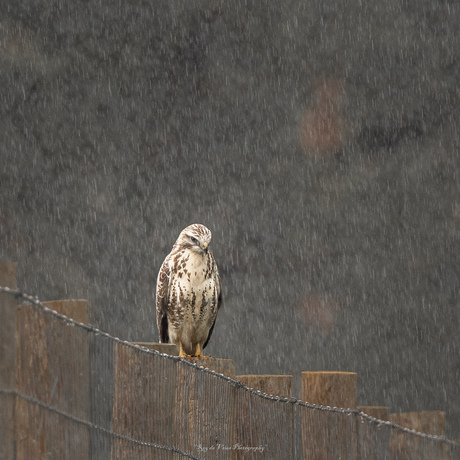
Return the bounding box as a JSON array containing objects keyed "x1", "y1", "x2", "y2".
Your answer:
[
  {"x1": 178, "y1": 343, "x2": 191, "y2": 359},
  {"x1": 193, "y1": 344, "x2": 213, "y2": 359}
]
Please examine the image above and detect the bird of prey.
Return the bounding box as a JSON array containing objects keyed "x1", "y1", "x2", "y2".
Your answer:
[{"x1": 156, "y1": 224, "x2": 222, "y2": 358}]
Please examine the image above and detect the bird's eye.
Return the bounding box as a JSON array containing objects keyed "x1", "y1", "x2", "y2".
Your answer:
[{"x1": 190, "y1": 236, "x2": 199, "y2": 245}]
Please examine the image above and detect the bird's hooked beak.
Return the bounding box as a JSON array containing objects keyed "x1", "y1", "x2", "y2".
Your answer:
[{"x1": 201, "y1": 241, "x2": 208, "y2": 250}]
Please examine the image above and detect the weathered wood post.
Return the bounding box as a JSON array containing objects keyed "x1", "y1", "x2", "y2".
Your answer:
[
  {"x1": 357, "y1": 406, "x2": 390, "y2": 460},
  {"x1": 112, "y1": 342, "x2": 235, "y2": 459},
  {"x1": 0, "y1": 261, "x2": 17, "y2": 460},
  {"x1": 132, "y1": 342, "x2": 179, "y2": 356},
  {"x1": 389, "y1": 411, "x2": 446, "y2": 459},
  {"x1": 42, "y1": 299, "x2": 89, "y2": 324},
  {"x1": 12, "y1": 294, "x2": 90, "y2": 460},
  {"x1": 173, "y1": 356, "x2": 236, "y2": 459},
  {"x1": 301, "y1": 371, "x2": 357, "y2": 460},
  {"x1": 234, "y1": 374, "x2": 293, "y2": 459},
  {"x1": 389, "y1": 410, "x2": 445, "y2": 436},
  {"x1": 111, "y1": 342, "x2": 177, "y2": 459},
  {"x1": 43, "y1": 300, "x2": 90, "y2": 459},
  {"x1": 237, "y1": 374, "x2": 292, "y2": 399},
  {"x1": 358, "y1": 406, "x2": 389, "y2": 421}
]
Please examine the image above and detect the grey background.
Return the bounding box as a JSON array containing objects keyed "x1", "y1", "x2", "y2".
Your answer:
[{"x1": 1, "y1": 0, "x2": 459, "y2": 438}]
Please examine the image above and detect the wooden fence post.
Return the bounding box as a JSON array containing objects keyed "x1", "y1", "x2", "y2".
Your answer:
[
  {"x1": 357, "y1": 406, "x2": 390, "y2": 460},
  {"x1": 132, "y1": 342, "x2": 178, "y2": 356},
  {"x1": 0, "y1": 261, "x2": 17, "y2": 460},
  {"x1": 301, "y1": 371, "x2": 357, "y2": 460},
  {"x1": 190, "y1": 357, "x2": 236, "y2": 379},
  {"x1": 112, "y1": 343, "x2": 236, "y2": 459},
  {"x1": 389, "y1": 411, "x2": 445, "y2": 436},
  {"x1": 173, "y1": 357, "x2": 236, "y2": 459},
  {"x1": 302, "y1": 371, "x2": 357, "y2": 408},
  {"x1": 358, "y1": 406, "x2": 389, "y2": 421},
  {"x1": 389, "y1": 411, "x2": 446, "y2": 459},
  {"x1": 111, "y1": 342, "x2": 178, "y2": 459},
  {"x1": 237, "y1": 374, "x2": 292, "y2": 399},
  {"x1": 234, "y1": 374, "x2": 293, "y2": 459},
  {"x1": 111, "y1": 342, "x2": 176, "y2": 459},
  {"x1": 14, "y1": 299, "x2": 90, "y2": 460},
  {"x1": 42, "y1": 299, "x2": 89, "y2": 324}
]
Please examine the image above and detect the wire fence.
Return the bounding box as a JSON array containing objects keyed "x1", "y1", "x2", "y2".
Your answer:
[{"x1": 1, "y1": 285, "x2": 459, "y2": 459}]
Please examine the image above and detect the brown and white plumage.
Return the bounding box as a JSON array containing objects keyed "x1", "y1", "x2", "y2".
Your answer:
[{"x1": 156, "y1": 224, "x2": 221, "y2": 358}]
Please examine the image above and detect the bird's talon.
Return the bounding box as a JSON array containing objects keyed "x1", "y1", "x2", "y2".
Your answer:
[{"x1": 193, "y1": 353, "x2": 213, "y2": 359}]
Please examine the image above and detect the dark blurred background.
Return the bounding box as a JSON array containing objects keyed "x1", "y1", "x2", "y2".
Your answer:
[{"x1": 1, "y1": 0, "x2": 459, "y2": 439}]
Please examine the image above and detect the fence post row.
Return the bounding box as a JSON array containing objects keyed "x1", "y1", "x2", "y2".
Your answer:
[{"x1": 1, "y1": 260, "x2": 459, "y2": 459}]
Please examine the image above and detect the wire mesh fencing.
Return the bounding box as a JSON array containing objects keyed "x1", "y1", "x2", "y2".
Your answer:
[{"x1": 1, "y1": 286, "x2": 459, "y2": 460}]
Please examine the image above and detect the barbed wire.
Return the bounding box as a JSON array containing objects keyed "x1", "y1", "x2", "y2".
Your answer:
[
  {"x1": 0, "y1": 388, "x2": 206, "y2": 460},
  {"x1": 1, "y1": 285, "x2": 458, "y2": 448}
]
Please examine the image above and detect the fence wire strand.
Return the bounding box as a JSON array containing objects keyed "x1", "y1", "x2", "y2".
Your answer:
[
  {"x1": 1, "y1": 286, "x2": 459, "y2": 459},
  {"x1": 0, "y1": 388, "x2": 205, "y2": 460}
]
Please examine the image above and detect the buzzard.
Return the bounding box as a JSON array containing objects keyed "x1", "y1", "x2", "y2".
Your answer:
[{"x1": 156, "y1": 224, "x2": 221, "y2": 358}]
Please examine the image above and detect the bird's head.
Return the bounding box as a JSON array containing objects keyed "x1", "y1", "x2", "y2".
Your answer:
[{"x1": 174, "y1": 224, "x2": 212, "y2": 253}]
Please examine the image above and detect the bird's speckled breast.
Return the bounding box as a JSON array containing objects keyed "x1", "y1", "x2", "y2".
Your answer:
[{"x1": 167, "y1": 249, "x2": 219, "y2": 352}]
